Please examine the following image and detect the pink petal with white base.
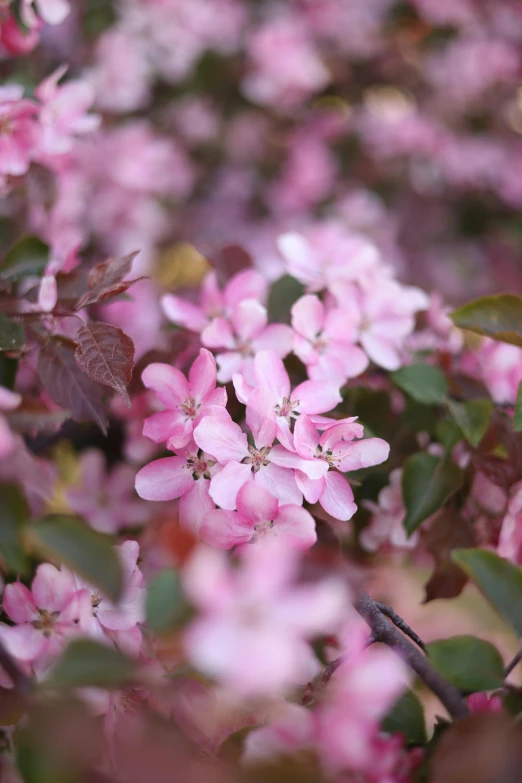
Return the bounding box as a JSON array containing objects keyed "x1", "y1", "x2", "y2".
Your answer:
[
  {"x1": 209, "y1": 461, "x2": 252, "y2": 509},
  {"x1": 255, "y1": 463, "x2": 303, "y2": 506},
  {"x1": 142, "y1": 363, "x2": 189, "y2": 407},
  {"x1": 32, "y1": 563, "x2": 74, "y2": 613},
  {"x1": 232, "y1": 372, "x2": 253, "y2": 404},
  {"x1": 202, "y1": 317, "x2": 236, "y2": 350},
  {"x1": 320, "y1": 472, "x2": 357, "y2": 521},
  {"x1": 216, "y1": 352, "x2": 244, "y2": 383},
  {"x1": 179, "y1": 479, "x2": 215, "y2": 535},
  {"x1": 292, "y1": 414, "x2": 320, "y2": 459},
  {"x1": 295, "y1": 472, "x2": 325, "y2": 504},
  {"x1": 189, "y1": 348, "x2": 217, "y2": 402},
  {"x1": 254, "y1": 351, "x2": 290, "y2": 401},
  {"x1": 293, "y1": 380, "x2": 341, "y2": 415},
  {"x1": 360, "y1": 332, "x2": 401, "y2": 371},
  {"x1": 232, "y1": 299, "x2": 267, "y2": 341},
  {"x1": 253, "y1": 324, "x2": 294, "y2": 357},
  {"x1": 200, "y1": 509, "x2": 253, "y2": 549},
  {"x1": 1, "y1": 624, "x2": 46, "y2": 662},
  {"x1": 336, "y1": 438, "x2": 390, "y2": 473},
  {"x1": 246, "y1": 388, "x2": 276, "y2": 448},
  {"x1": 143, "y1": 409, "x2": 185, "y2": 444},
  {"x1": 269, "y1": 445, "x2": 328, "y2": 479},
  {"x1": 291, "y1": 295, "x2": 324, "y2": 339},
  {"x1": 161, "y1": 294, "x2": 207, "y2": 332},
  {"x1": 274, "y1": 505, "x2": 317, "y2": 549},
  {"x1": 3, "y1": 582, "x2": 37, "y2": 623},
  {"x1": 194, "y1": 413, "x2": 248, "y2": 463},
  {"x1": 237, "y1": 482, "x2": 279, "y2": 524},
  {"x1": 135, "y1": 456, "x2": 194, "y2": 501},
  {"x1": 224, "y1": 270, "x2": 268, "y2": 308}
]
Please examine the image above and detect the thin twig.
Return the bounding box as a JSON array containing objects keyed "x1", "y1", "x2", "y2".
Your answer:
[
  {"x1": 355, "y1": 590, "x2": 468, "y2": 720},
  {"x1": 0, "y1": 639, "x2": 32, "y2": 696},
  {"x1": 375, "y1": 602, "x2": 426, "y2": 651},
  {"x1": 504, "y1": 650, "x2": 522, "y2": 679}
]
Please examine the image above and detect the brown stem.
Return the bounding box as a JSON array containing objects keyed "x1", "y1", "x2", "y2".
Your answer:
[
  {"x1": 374, "y1": 602, "x2": 426, "y2": 651},
  {"x1": 504, "y1": 650, "x2": 522, "y2": 679},
  {"x1": 355, "y1": 590, "x2": 468, "y2": 720}
]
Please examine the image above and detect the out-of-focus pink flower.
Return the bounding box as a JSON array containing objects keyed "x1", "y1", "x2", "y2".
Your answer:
[
  {"x1": 0, "y1": 564, "x2": 81, "y2": 663},
  {"x1": 291, "y1": 294, "x2": 368, "y2": 384},
  {"x1": 361, "y1": 468, "x2": 417, "y2": 552},
  {"x1": 193, "y1": 406, "x2": 323, "y2": 510},
  {"x1": 243, "y1": 701, "x2": 315, "y2": 764},
  {"x1": 0, "y1": 386, "x2": 21, "y2": 460},
  {"x1": 233, "y1": 349, "x2": 341, "y2": 450},
  {"x1": 271, "y1": 414, "x2": 389, "y2": 522},
  {"x1": 0, "y1": 85, "x2": 39, "y2": 177},
  {"x1": 199, "y1": 482, "x2": 317, "y2": 550},
  {"x1": 498, "y1": 481, "x2": 522, "y2": 565},
  {"x1": 35, "y1": 66, "x2": 100, "y2": 157},
  {"x1": 462, "y1": 338, "x2": 522, "y2": 405},
  {"x1": 66, "y1": 450, "x2": 149, "y2": 534},
  {"x1": 183, "y1": 542, "x2": 348, "y2": 695},
  {"x1": 467, "y1": 692, "x2": 503, "y2": 713},
  {"x1": 142, "y1": 349, "x2": 227, "y2": 449},
  {"x1": 91, "y1": 30, "x2": 151, "y2": 113},
  {"x1": 0, "y1": 14, "x2": 40, "y2": 55},
  {"x1": 21, "y1": 0, "x2": 70, "y2": 28},
  {"x1": 243, "y1": 18, "x2": 329, "y2": 109}
]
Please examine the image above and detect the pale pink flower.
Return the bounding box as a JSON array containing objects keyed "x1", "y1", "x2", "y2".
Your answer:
[
  {"x1": 66, "y1": 450, "x2": 150, "y2": 535},
  {"x1": 232, "y1": 349, "x2": 341, "y2": 450},
  {"x1": 193, "y1": 406, "x2": 326, "y2": 510},
  {"x1": 0, "y1": 386, "x2": 21, "y2": 460},
  {"x1": 0, "y1": 14, "x2": 40, "y2": 55},
  {"x1": 497, "y1": 481, "x2": 522, "y2": 565},
  {"x1": 183, "y1": 542, "x2": 348, "y2": 695},
  {"x1": 463, "y1": 338, "x2": 522, "y2": 405},
  {"x1": 142, "y1": 349, "x2": 227, "y2": 449},
  {"x1": 21, "y1": 0, "x2": 70, "y2": 27},
  {"x1": 360, "y1": 469, "x2": 417, "y2": 552},
  {"x1": 243, "y1": 702, "x2": 315, "y2": 765},
  {"x1": 0, "y1": 564, "x2": 81, "y2": 663},
  {"x1": 35, "y1": 66, "x2": 100, "y2": 157},
  {"x1": 0, "y1": 85, "x2": 39, "y2": 177},
  {"x1": 91, "y1": 30, "x2": 151, "y2": 113},
  {"x1": 199, "y1": 482, "x2": 317, "y2": 550},
  {"x1": 291, "y1": 294, "x2": 369, "y2": 384},
  {"x1": 271, "y1": 415, "x2": 389, "y2": 522}
]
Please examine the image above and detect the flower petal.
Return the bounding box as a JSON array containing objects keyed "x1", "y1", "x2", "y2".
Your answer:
[
  {"x1": 189, "y1": 348, "x2": 217, "y2": 403},
  {"x1": 291, "y1": 295, "x2": 324, "y2": 339},
  {"x1": 320, "y1": 472, "x2": 357, "y2": 521},
  {"x1": 135, "y1": 456, "x2": 193, "y2": 501},
  {"x1": 194, "y1": 412, "x2": 248, "y2": 463},
  {"x1": 293, "y1": 380, "x2": 341, "y2": 415},
  {"x1": 200, "y1": 509, "x2": 254, "y2": 549},
  {"x1": 142, "y1": 363, "x2": 189, "y2": 408},
  {"x1": 179, "y1": 478, "x2": 215, "y2": 535},
  {"x1": 273, "y1": 505, "x2": 317, "y2": 549},
  {"x1": 236, "y1": 482, "x2": 279, "y2": 524},
  {"x1": 161, "y1": 294, "x2": 207, "y2": 332},
  {"x1": 254, "y1": 350, "x2": 290, "y2": 401},
  {"x1": 209, "y1": 461, "x2": 252, "y2": 510},
  {"x1": 3, "y1": 583, "x2": 37, "y2": 623}
]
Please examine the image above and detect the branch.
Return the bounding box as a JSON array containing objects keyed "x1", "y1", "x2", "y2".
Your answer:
[
  {"x1": 504, "y1": 649, "x2": 522, "y2": 679},
  {"x1": 0, "y1": 639, "x2": 32, "y2": 696},
  {"x1": 355, "y1": 590, "x2": 468, "y2": 720},
  {"x1": 374, "y1": 602, "x2": 426, "y2": 651}
]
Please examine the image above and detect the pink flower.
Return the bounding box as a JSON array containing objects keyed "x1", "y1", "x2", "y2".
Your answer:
[
  {"x1": 233, "y1": 349, "x2": 341, "y2": 449},
  {"x1": 497, "y1": 481, "x2": 522, "y2": 565},
  {"x1": 65, "y1": 541, "x2": 145, "y2": 655},
  {"x1": 141, "y1": 348, "x2": 227, "y2": 449},
  {"x1": 182, "y1": 542, "x2": 348, "y2": 695},
  {"x1": 193, "y1": 407, "x2": 326, "y2": 510},
  {"x1": 35, "y1": 66, "x2": 100, "y2": 157},
  {"x1": 0, "y1": 14, "x2": 40, "y2": 55},
  {"x1": 360, "y1": 469, "x2": 417, "y2": 553},
  {"x1": 135, "y1": 439, "x2": 216, "y2": 534},
  {"x1": 0, "y1": 386, "x2": 21, "y2": 460},
  {"x1": 0, "y1": 85, "x2": 39, "y2": 177},
  {"x1": 66, "y1": 450, "x2": 150, "y2": 534},
  {"x1": 0, "y1": 564, "x2": 81, "y2": 663},
  {"x1": 21, "y1": 0, "x2": 70, "y2": 27},
  {"x1": 291, "y1": 294, "x2": 369, "y2": 384},
  {"x1": 199, "y1": 482, "x2": 317, "y2": 550},
  {"x1": 271, "y1": 415, "x2": 389, "y2": 522}
]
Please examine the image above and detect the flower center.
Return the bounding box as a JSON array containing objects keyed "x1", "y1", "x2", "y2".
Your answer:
[
  {"x1": 180, "y1": 396, "x2": 199, "y2": 419},
  {"x1": 317, "y1": 446, "x2": 336, "y2": 468},
  {"x1": 276, "y1": 396, "x2": 300, "y2": 419},
  {"x1": 32, "y1": 609, "x2": 59, "y2": 637},
  {"x1": 243, "y1": 445, "x2": 271, "y2": 473},
  {"x1": 311, "y1": 335, "x2": 327, "y2": 353},
  {"x1": 186, "y1": 451, "x2": 215, "y2": 479},
  {"x1": 253, "y1": 519, "x2": 275, "y2": 535},
  {"x1": 236, "y1": 340, "x2": 254, "y2": 358}
]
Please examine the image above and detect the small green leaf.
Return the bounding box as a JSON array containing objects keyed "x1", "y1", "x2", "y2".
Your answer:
[
  {"x1": 1, "y1": 236, "x2": 49, "y2": 280},
  {"x1": 426, "y1": 636, "x2": 504, "y2": 692},
  {"x1": 268, "y1": 275, "x2": 305, "y2": 324},
  {"x1": 436, "y1": 419, "x2": 463, "y2": 452},
  {"x1": 402, "y1": 453, "x2": 462, "y2": 536},
  {"x1": 450, "y1": 294, "x2": 522, "y2": 347},
  {"x1": 447, "y1": 399, "x2": 492, "y2": 448},
  {"x1": 47, "y1": 639, "x2": 134, "y2": 689},
  {"x1": 391, "y1": 364, "x2": 448, "y2": 405},
  {"x1": 27, "y1": 515, "x2": 122, "y2": 602},
  {"x1": 0, "y1": 313, "x2": 24, "y2": 352},
  {"x1": 146, "y1": 569, "x2": 186, "y2": 634},
  {"x1": 452, "y1": 549, "x2": 522, "y2": 637},
  {"x1": 381, "y1": 689, "x2": 427, "y2": 746},
  {"x1": 0, "y1": 484, "x2": 29, "y2": 573},
  {"x1": 514, "y1": 382, "x2": 522, "y2": 432}
]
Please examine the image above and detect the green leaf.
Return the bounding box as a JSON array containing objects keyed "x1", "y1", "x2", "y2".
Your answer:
[
  {"x1": 426, "y1": 636, "x2": 505, "y2": 692},
  {"x1": 402, "y1": 453, "x2": 463, "y2": 536},
  {"x1": 27, "y1": 515, "x2": 122, "y2": 602},
  {"x1": 450, "y1": 294, "x2": 522, "y2": 347},
  {"x1": 0, "y1": 313, "x2": 24, "y2": 352},
  {"x1": 47, "y1": 639, "x2": 134, "y2": 689},
  {"x1": 146, "y1": 568, "x2": 186, "y2": 634},
  {"x1": 447, "y1": 399, "x2": 492, "y2": 448},
  {"x1": 381, "y1": 689, "x2": 427, "y2": 745},
  {"x1": 1, "y1": 236, "x2": 49, "y2": 280},
  {"x1": 452, "y1": 549, "x2": 522, "y2": 637},
  {"x1": 514, "y1": 382, "x2": 522, "y2": 432},
  {"x1": 0, "y1": 355, "x2": 18, "y2": 389},
  {"x1": 0, "y1": 484, "x2": 29, "y2": 573},
  {"x1": 268, "y1": 275, "x2": 305, "y2": 324},
  {"x1": 391, "y1": 364, "x2": 448, "y2": 405},
  {"x1": 436, "y1": 419, "x2": 463, "y2": 452}
]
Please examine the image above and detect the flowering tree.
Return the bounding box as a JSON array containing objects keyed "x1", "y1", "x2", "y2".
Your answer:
[{"x1": 2, "y1": 1, "x2": 522, "y2": 781}]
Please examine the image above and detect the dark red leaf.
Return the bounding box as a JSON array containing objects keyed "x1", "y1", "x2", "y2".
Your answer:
[
  {"x1": 74, "y1": 322, "x2": 134, "y2": 407},
  {"x1": 75, "y1": 251, "x2": 145, "y2": 310},
  {"x1": 38, "y1": 337, "x2": 107, "y2": 434},
  {"x1": 422, "y1": 508, "x2": 476, "y2": 602}
]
